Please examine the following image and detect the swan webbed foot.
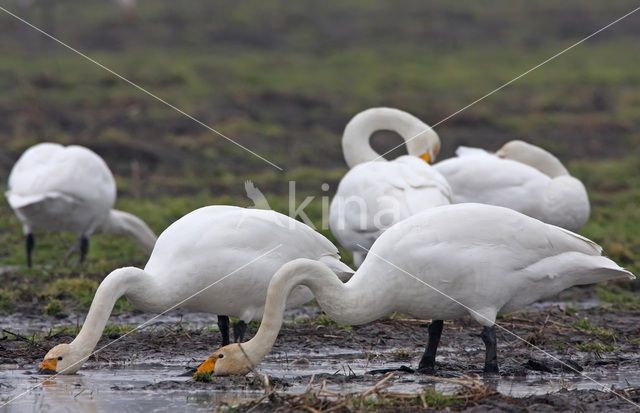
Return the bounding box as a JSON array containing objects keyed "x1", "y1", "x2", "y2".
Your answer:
[
  {"x1": 26, "y1": 233, "x2": 34, "y2": 268},
  {"x1": 417, "y1": 319, "x2": 443, "y2": 374},
  {"x1": 416, "y1": 364, "x2": 436, "y2": 375},
  {"x1": 233, "y1": 320, "x2": 247, "y2": 343},
  {"x1": 218, "y1": 315, "x2": 230, "y2": 346},
  {"x1": 481, "y1": 325, "x2": 499, "y2": 374},
  {"x1": 80, "y1": 236, "x2": 89, "y2": 263}
]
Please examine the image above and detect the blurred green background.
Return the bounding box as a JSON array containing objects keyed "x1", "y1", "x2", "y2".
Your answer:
[{"x1": 0, "y1": 1, "x2": 639, "y2": 313}]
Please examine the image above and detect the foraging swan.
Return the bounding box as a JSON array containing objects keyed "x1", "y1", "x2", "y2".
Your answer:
[
  {"x1": 434, "y1": 140, "x2": 590, "y2": 232},
  {"x1": 196, "y1": 203, "x2": 633, "y2": 376},
  {"x1": 330, "y1": 108, "x2": 451, "y2": 267},
  {"x1": 39, "y1": 206, "x2": 353, "y2": 374},
  {"x1": 6, "y1": 143, "x2": 157, "y2": 266}
]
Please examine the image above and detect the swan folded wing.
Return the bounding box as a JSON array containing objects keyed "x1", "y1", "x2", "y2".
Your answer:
[
  {"x1": 6, "y1": 191, "x2": 77, "y2": 209},
  {"x1": 502, "y1": 212, "x2": 601, "y2": 258},
  {"x1": 386, "y1": 157, "x2": 452, "y2": 195},
  {"x1": 547, "y1": 225, "x2": 601, "y2": 255},
  {"x1": 176, "y1": 207, "x2": 350, "y2": 277},
  {"x1": 9, "y1": 144, "x2": 116, "y2": 208}
]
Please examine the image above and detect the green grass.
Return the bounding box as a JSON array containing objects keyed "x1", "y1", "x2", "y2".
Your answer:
[
  {"x1": 43, "y1": 298, "x2": 64, "y2": 316},
  {"x1": 314, "y1": 314, "x2": 352, "y2": 331},
  {"x1": 575, "y1": 341, "x2": 616, "y2": 353},
  {"x1": 102, "y1": 324, "x2": 136, "y2": 337},
  {"x1": 597, "y1": 284, "x2": 640, "y2": 309},
  {"x1": 192, "y1": 371, "x2": 214, "y2": 383},
  {"x1": 572, "y1": 317, "x2": 617, "y2": 341}
]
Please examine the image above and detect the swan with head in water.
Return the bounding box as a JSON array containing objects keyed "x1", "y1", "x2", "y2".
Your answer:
[
  {"x1": 197, "y1": 203, "x2": 634, "y2": 376},
  {"x1": 434, "y1": 140, "x2": 590, "y2": 232},
  {"x1": 6, "y1": 142, "x2": 157, "y2": 266},
  {"x1": 329, "y1": 107, "x2": 451, "y2": 267},
  {"x1": 39, "y1": 206, "x2": 353, "y2": 375}
]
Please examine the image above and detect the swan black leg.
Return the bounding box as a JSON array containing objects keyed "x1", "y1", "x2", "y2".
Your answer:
[
  {"x1": 418, "y1": 319, "x2": 444, "y2": 374},
  {"x1": 218, "y1": 315, "x2": 230, "y2": 346},
  {"x1": 481, "y1": 325, "x2": 499, "y2": 374},
  {"x1": 233, "y1": 320, "x2": 247, "y2": 343},
  {"x1": 26, "y1": 233, "x2": 34, "y2": 268},
  {"x1": 79, "y1": 236, "x2": 89, "y2": 263}
]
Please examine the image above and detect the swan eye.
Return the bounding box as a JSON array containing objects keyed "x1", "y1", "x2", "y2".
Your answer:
[
  {"x1": 57, "y1": 356, "x2": 63, "y2": 360},
  {"x1": 218, "y1": 354, "x2": 224, "y2": 359}
]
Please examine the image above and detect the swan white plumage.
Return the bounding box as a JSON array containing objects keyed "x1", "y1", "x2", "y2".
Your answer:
[
  {"x1": 39, "y1": 206, "x2": 353, "y2": 374},
  {"x1": 196, "y1": 203, "x2": 634, "y2": 376},
  {"x1": 6, "y1": 142, "x2": 157, "y2": 266},
  {"x1": 330, "y1": 108, "x2": 451, "y2": 267},
  {"x1": 434, "y1": 140, "x2": 590, "y2": 232}
]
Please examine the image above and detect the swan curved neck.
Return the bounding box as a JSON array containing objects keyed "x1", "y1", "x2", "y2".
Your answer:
[
  {"x1": 70, "y1": 267, "x2": 150, "y2": 357},
  {"x1": 98, "y1": 209, "x2": 157, "y2": 253},
  {"x1": 342, "y1": 108, "x2": 438, "y2": 168},
  {"x1": 242, "y1": 259, "x2": 386, "y2": 365},
  {"x1": 500, "y1": 142, "x2": 570, "y2": 178}
]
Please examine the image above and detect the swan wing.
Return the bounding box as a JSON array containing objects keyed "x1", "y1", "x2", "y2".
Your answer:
[
  {"x1": 7, "y1": 143, "x2": 116, "y2": 210},
  {"x1": 454, "y1": 146, "x2": 492, "y2": 157},
  {"x1": 362, "y1": 203, "x2": 631, "y2": 322},
  {"x1": 330, "y1": 156, "x2": 450, "y2": 252},
  {"x1": 143, "y1": 206, "x2": 352, "y2": 319},
  {"x1": 435, "y1": 156, "x2": 549, "y2": 211}
]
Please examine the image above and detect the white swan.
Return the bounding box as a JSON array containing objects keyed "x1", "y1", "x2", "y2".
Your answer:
[
  {"x1": 196, "y1": 203, "x2": 634, "y2": 376},
  {"x1": 39, "y1": 206, "x2": 353, "y2": 374},
  {"x1": 5, "y1": 142, "x2": 157, "y2": 266},
  {"x1": 434, "y1": 140, "x2": 590, "y2": 232},
  {"x1": 330, "y1": 107, "x2": 451, "y2": 267}
]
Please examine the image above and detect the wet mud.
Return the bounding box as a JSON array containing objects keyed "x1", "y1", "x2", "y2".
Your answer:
[{"x1": 1, "y1": 286, "x2": 639, "y2": 411}]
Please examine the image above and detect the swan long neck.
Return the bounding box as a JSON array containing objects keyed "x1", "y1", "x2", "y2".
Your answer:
[
  {"x1": 242, "y1": 259, "x2": 384, "y2": 366},
  {"x1": 342, "y1": 107, "x2": 439, "y2": 168},
  {"x1": 98, "y1": 209, "x2": 157, "y2": 253},
  {"x1": 500, "y1": 141, "x2": 570, "y2": 178},
  {"x1": 70, "y1": 267, "x2": 151, "y2": 357}
]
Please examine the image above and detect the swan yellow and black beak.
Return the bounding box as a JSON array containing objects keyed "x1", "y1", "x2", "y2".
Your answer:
[
  {"x1": 195, "y1": 356, "x2": 217, "y2": 375},
  {"x1": 419, "y1": 151, "x2": 431, "y2": 163},
  {"x1": 38, "y1": 358, "x2": 57, "y2": 374}
]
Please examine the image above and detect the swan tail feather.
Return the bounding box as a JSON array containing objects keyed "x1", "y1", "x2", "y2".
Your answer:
[{"x1": 526, "y1": 253, "x2": 634, "y2": 288}]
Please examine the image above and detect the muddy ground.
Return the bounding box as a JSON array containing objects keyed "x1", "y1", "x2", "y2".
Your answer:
[{"x1": 1, "y1": 286, "x2": 639, "y2": 412}]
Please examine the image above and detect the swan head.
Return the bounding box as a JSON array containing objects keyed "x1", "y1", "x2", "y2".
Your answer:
[
  {"x1": 496, "y1": 140, "x2": 569, "y2": 178},
  {"x1": 495, "y1": 140, "x2": 531, "y2": 160},
  {"x1": 195, "y1": 343, "x2": 252, "y2": 376},
  {"x1": 39, "y1": 343, "x2": 86, "y2": 375},
  {"x1": 411, "y1": 131, "x2": 440, "y2": 164},
  {"x1": 417, "y1": 138, "x2": 440, "y2": 164}
]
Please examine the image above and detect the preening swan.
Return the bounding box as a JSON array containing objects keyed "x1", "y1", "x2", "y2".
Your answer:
[
  {"x1": 6, "y1": 143, "x2": 157, "y2": 266},
  {"x1": 434, "y1": 140, "x2": 590, "y2": 232},
  {"x1": 330, "y1": 107, "x2": 450, "y2": 267},
  {"x1": 197, "y1": 203, "x2": 633, "y2": 376},
  {"x1": 39, "y1": 206, "x2": 353, "y2": 374}
]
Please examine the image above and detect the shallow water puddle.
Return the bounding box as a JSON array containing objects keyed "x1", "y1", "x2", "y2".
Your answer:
[
  {"x1": 2, "y1": 351, "x2": 637, "y2": 412},
  {"x1": 2, "y1": 298, "x2": 637, "y2": 410},
  {"x1": 0, "y1": 364, "x2": 254, "y2": 412}
]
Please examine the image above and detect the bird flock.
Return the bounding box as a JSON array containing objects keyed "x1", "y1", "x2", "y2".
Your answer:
[{"x1": 5, "y1": 107, "x2": 633, "y2": 378}]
